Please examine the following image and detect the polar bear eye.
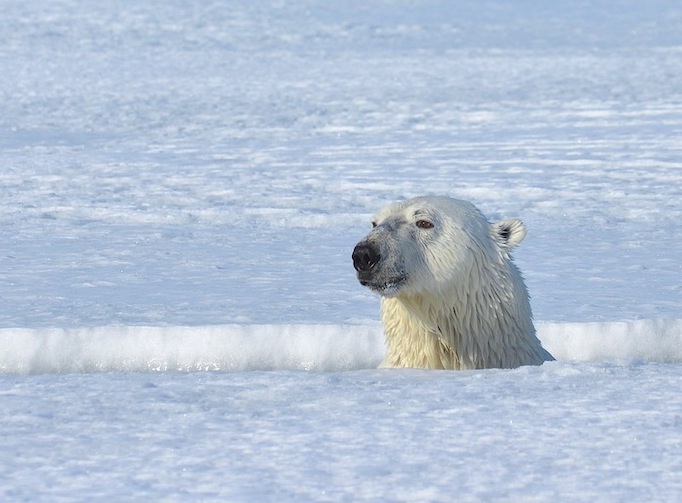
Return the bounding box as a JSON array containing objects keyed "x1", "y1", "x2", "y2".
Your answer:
[
  {"x1": 416, "y1": 219, "x2": 434, "y2": 229},
  {"x1": 371, "y1": 221, "x2": 378, "y2": 228}
]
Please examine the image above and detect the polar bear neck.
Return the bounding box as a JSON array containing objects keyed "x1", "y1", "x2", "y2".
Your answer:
[{"x1": 378, "y1": 264, "x2": 547, "y2": 370}]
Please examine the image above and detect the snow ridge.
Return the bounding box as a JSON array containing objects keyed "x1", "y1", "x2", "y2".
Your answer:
[{"x1": 1, "y1": 320, "x2": 680, "y2": 375}]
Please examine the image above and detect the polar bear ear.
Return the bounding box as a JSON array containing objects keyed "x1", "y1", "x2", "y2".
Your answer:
[{"x1": 492, "y1": 218, "x2": 527, "y2": 249}]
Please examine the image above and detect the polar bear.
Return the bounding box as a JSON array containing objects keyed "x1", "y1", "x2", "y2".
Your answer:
[{"x1": 352, "y1": 196, "x2": 553, "y2": 370}]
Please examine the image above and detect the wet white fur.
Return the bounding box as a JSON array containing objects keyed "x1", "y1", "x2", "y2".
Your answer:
[{"x1": 360, "y1": 196, "x2": 553, "y2": 369}]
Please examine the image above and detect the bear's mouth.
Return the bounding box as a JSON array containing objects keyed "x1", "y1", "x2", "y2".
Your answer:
[{"x1": 359, "y1": 276, "x2": 407, "y2": 297}]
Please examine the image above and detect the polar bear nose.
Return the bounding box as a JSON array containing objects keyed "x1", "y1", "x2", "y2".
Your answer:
[{"x1": 352, "y1": 243, "x2": 380, "y2": 272}]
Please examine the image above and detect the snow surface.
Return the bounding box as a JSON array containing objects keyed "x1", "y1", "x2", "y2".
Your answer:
[{"x1": 1, "y1": 0, "x2": 682, "y2": 501}]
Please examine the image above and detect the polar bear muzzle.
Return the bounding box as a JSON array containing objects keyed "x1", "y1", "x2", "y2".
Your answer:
[
  {"x1": 352, "y1": 237, "x2": 408, "y2": 295},
  {"x1": 352, "y1": 242, "x2": 380, "y2": 275}
]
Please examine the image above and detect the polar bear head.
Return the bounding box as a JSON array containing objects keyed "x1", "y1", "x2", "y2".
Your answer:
[
  {"x1": 352, "y1": 195, "x2": 551, "y2": 370},
  {"x1": 352, "y1": 196, "x2": 527, "y2": 299}
]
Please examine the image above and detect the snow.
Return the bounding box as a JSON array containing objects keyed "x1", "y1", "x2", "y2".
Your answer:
[
  {"x1": 2, "y1": 364, "x2": 681, "y2": 502},
  {"x1": 1, "y1": 321, "x2": 681, "y2": 375},
  {"x1": 1, "y1": 0, "x2": 682, "y2": 501}
]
